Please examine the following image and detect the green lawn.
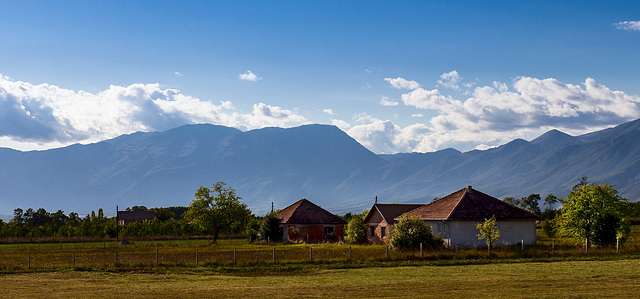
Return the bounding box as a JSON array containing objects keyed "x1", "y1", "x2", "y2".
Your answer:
[{"x1": 1, "y1": 259, "x2": 639, "y2": 298}]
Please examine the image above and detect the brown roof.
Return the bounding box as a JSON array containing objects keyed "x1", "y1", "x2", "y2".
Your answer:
[
  {"x1": 117, "y1": 210, "x2": 157, "y2": 221},
  {"x1": 363, "y1": 203, "x2": 425, "y2": 225},
  {"x1": 403, "y1": 186, "x2": 541, "y2": 221},
  {"x1": 277, "y1": 199, "x2": 347, "y2": 225}
]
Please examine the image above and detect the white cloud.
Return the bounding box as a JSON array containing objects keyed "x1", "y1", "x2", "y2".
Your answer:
[
  {"x1": 0, "y1": 75, "x2": 308, "y2": 150},
  {"x1": 243, "y1": 103, "x2": 306, "y2": 128},
  {"x1": 323, "y1": 108, "x2": 335, "y2": 115},
  {"x1": 385, "y1": 77, "x2": 420, "y2": 90},
  {"x1": 614, "y1": 21, "x2": 640, "y2": 31},
  {"x1": 239, "y1": 70, "x2": 261, "y2": 81},
  {"x1": 411, "y1": 114, "x2": 423, "y2": 118},
  {"x1": 173, "y1": 71, "x2": 184, "y2": 77},
  {"x1": 379, "y1": 96, "x2": 399, "y2": 106},
  {"x1": 331, "y1": 119, "x2": 351, "y2": 131},
  {"x1": 437, "y1": 70, "x2": 461, "y2": 90}
]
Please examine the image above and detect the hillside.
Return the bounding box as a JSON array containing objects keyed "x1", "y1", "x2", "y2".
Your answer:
[{"x1": 1, "y1": 119, "x2": 640, "y2": 216}]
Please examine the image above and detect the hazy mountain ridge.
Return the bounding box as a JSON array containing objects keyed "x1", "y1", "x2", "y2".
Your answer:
[{"x1": 1, "y1": 119, "x2": 640, "y2": 217}]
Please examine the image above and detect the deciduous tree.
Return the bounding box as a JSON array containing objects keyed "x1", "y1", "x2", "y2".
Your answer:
[
  {"x1": 558, "y1": 183, "x2": 629, "y2": 247},
  {"x1": 476, "y1": 215, "x2": 500, "y2": 255},
  {"x1": 183, "y1": 181, "x2": 251, "y2": 241}
]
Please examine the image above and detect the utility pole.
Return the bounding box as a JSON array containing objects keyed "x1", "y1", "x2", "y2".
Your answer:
[{"x1": 116, "y1": 205, "x2": 119, "y2": 241}]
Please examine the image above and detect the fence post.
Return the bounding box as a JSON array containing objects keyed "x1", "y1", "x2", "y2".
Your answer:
[
  {"x1": 267, "y1": 236, "x2": 270, "y2": 245},
  {"x1": 552, "y1": 239, "x2": 555, "y2": 255},
  {"x1": 73, "y1": 251, "x2": 76, "y2": 267},
  {"x1": 386, "y1": 246, "x2": 389, "y2": 259},
  {"x1": 28, "y1": 252, "x2": 30, "y2": 269},
  {"x1": 234, "y1": 247, "x2": 237, "y2": 265},
  {"x1": 420, "y1": 243, "x2": 423, "y2": 258},
  {"x1": 585, "y1": 238, "x2": 588, "y2": 254},
  {"x1": 156, "y1": 249, "x2": 159, "y2": 266},
  {"x1": 455, "y1": 243, "x2": 458, "y2": 259},
  {"x1": 521, "y1": 240, "x2": 524, "y2": 252},
  {"x1": 310, "y1": 247, "x2": 313, "y2": 262},
  {"x1": 273, "y1": 247, "x2": 276, "y2": 263},
  {"x1": 196, "y1": 249, "x2": 198, "y2": 267},
  {"x1": 349, "y1": 246, "x2": 352, "y2": 261},
  {"x1": 617, "y1": 237, "x2": 620, "y2": 254},
  {"x1": 146, "y1": 239, "x2": 149, "y2": 247}
]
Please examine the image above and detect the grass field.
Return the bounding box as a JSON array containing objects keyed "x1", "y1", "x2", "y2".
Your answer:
[
  {"x1": 1, "y1": 259, "x2": 639, "y2": 298},
  {"x1": 1, "y1": 228, "x2": 640, "y2": 297}
]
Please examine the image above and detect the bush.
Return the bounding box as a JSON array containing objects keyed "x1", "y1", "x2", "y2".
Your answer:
[
  {"x1": 345, "y1": 214, "x2": 367, "y2": 244},
  {"x1": 388, "y1": 215, "x2": 443, "y2": 250},
  {"x1": 259, "y1": 211, "x2": 280, "y2": 242},
  {"x1": 542, "y1": 219, "x2": 556, "y2": 238}
]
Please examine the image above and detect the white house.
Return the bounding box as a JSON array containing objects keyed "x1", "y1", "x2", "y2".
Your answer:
[{"x1": 402, "y1": 186, "x2": 541, "y2": 248}]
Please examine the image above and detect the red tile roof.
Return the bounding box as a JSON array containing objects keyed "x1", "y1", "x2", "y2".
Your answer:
[
  {"x1": 363, "y1": 204, "x2": 425, "y2": 225},
  {"x1": 403, "y1": 186, "x2": 541, "y2": 221},
  {"x1": 277, "y1": 199, "x2": 347, "y2": 225}
]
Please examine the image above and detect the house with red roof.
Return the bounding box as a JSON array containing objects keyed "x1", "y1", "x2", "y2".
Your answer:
[
  {"x1": 402, "y1": 186, "x2": 541, "y2": 248},
  {"x1": 276, "y1": 198, "x2": 347, "y2": 243},
  {"x1": 363, "y1": 203, "x2": 424, "y2": 244}
]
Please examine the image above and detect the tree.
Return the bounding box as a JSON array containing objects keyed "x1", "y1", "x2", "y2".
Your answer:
[
  {"x1": 345, "y1": 212, "x2": 367, "y2": 244},
  {"x1": 519, "y1": 194, "x2": 541, "y2": 216},
  {"x1": 572, "y1": 176, "x2": 592, "y2": 191},
  {"x1": 388, "y1": 215, "x2": 443, "y2": 250},
  {"x1": 476, "y1": 215, "x2": 501, "y2": 255},
  {"x1": 259, "y1": 211, "x2": 280, "y2": 242},
  {"x1": 183, "y1": 181, "x2": 251, "y2": 241},
  {"x1": 542, "y1": 194, "x2": 560, "y2": 220},
  {"x1": 557, "y1": 183, "x2": 629, "y2": 247}
]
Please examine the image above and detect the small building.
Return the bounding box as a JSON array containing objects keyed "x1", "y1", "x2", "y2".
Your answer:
[
  {"x1": 363, "y1": 203, "x2": 424, "y2": 244},
  {"x1": 277, "y1": 198, "x2": 347, "y2": 243},
  {"x1": 403, "y1": 186, "x2": 541, "y2": 248},
  {"x1": 117, "y1": 210, "x2": 157, "y2": 225}
]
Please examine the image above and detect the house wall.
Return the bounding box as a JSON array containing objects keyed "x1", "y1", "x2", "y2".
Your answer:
[
  {"x1": 281, "y1": 224, "x2": 344, "y2": 243},
  {"x1": 367, "y1": 220, "x2": 392, "y2": 244},
  {"x1": 424, "y1": 220, "x2": 537, "y2": 248}
]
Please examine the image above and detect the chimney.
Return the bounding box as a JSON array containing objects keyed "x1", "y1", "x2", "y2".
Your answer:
[
  {"x1": 467, "y1": 185, "x2": 472, "y2": 193},
  {"x1": 375, "y1": 196, "x2": 378, "y2": 204}
]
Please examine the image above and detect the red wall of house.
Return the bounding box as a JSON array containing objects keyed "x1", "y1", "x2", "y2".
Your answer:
[
  {"x1": 285, "y1": 224, "x2": 345, "y2": 243},
  {"x1": 367, "y1": 220, "x2": 390, "y2": 244}
]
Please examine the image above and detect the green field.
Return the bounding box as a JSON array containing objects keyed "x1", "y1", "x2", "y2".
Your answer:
[{"x1": 1, "y1": 259, "x2": 639, "y2": 298}]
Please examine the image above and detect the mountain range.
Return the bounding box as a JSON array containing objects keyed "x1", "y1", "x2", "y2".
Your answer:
[{"x1": 1, "y1": 118, "x2": 640, "y2": 219}]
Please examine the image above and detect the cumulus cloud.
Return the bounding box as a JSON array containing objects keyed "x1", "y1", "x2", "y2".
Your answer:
[
  {"x1": 0, "y1": 75, "x2": 306, "y2": 149},
  {"x1": 614, "y1": 21, "x2": 640, "y2": 31},
  {"x1": 364, "y1": 76, "x2": 640, "y2": 153},
  {"x1": 384, "y1": 77, "x2": 420, "y2": 90},
  {"x1": 323, "y1": 108, "x2": 335, "y2": 115},
  {"x1": 379, "y1": 96, "x2": 399, "y2": 106},
  {"x1": 437, "y1": 70, "x2": 461, "y2": 90},
  {"x1": 243, "y1": 103, "x2": 306, "y2": 128},
  {"x1": 239, "y1": 70, "x2": 261, "y2": 81}
]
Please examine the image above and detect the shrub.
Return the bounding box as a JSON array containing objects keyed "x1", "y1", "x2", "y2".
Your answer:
[
  {"x1": 345, "y1": 214, "x2": 367, "y2": 244},
  {"x1": 388, "y1": 215, "x2": 443, "y2": 250},
  {"x1": 259, "y1": 211, "x2": 280, "y2": 242}
]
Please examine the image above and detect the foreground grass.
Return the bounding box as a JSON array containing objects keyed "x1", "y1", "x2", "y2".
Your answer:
[{"x1": 1, "y1": 259, "x2": 639, "y2": 298}]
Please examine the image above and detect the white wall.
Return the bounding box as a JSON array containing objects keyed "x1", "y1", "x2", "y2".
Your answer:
[{"x1": 425, "y1": 220, "x2": 537, "y2": 248}]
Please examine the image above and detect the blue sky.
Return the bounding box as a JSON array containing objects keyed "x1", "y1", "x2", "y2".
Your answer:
[{"x1": 1, "y1": 1, "x2": 639, "y2": 153}]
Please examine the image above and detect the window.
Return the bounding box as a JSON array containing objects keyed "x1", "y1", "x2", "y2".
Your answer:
[
  {"x1": 381, "y1": 227, "x2": 386, "y2": 238},
  {"x1": 370, "y1": 226, "x2": 376, "y2": 238}
]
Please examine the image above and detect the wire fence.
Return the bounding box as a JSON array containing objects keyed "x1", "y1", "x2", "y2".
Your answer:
[{"x1": 1, "y1": 238, "x2": 640, "y2": 271}]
